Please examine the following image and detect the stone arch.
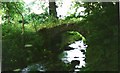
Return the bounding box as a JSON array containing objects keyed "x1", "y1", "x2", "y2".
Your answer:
[{"x1": 38, "y1": 23, "x2": 88, "y2": 52}]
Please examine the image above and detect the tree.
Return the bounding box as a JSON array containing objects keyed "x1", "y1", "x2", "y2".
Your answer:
[
  {"x1": 82, "y1": 2, "x2": 118, "y2": 71},
  {"x1": 49, "y1": 0, "x2": 57, "y2": 18}
]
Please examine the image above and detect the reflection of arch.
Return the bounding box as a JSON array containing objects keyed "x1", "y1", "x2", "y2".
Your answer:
[{"x1": 71, "y1": 60, "x2": 80, "y2": 67}]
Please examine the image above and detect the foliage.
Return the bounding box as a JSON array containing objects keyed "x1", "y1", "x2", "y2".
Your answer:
[
  {"x1": 2, "y1": 24, "x2": 44, "y2": 70},
  {"x1": 1, "y1": 1, "x2": 118, "y2": 72},
  {"x1": 1, "y1": 2, "x2": 25, "y2": 24},
  {"x1": 82, "y1": 2, "x2": 118, "y2": 71}
]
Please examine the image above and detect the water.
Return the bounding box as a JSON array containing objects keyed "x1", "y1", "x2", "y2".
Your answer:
[
  {"x1": 21, "y1": 64, "x2": 46, "y2": 73},
  {"x1": 61, "y1": 40, "x2": 87, "y2": 71},
  {"x1": 21, "y1": 40, "x2": 87, "y2": 72}
]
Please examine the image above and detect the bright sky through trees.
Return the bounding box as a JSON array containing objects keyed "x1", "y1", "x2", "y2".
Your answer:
[{"x1": 23, "y1": 0, "x2": 85, "y2": 18}]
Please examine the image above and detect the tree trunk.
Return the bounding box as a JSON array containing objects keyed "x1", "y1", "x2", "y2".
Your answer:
[
  {"x1": 6, "y1": 3, "x2": 10, "y2": 24},
  {"x1": 49, "y1": 0, "x2": 57, "y2": 18},
  {"x1": 14, "y1": 3, "x2": 25, "y2": 49}
]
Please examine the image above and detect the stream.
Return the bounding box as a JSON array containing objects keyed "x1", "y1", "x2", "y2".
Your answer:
[
  {"x1": 21, "y1": 40, "x2": 87, "y2": 72},
  {"x1": 61, "y1": 40, "x2": 87, "y2": 71}
]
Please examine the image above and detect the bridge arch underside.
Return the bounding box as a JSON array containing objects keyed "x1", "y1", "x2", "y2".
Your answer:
[
  {"x1": 51, "y1": 31, "x2": 86, "y2": 51},
  {"x1": 38, "y1": 23, "x2": 88, "y2": 51}
]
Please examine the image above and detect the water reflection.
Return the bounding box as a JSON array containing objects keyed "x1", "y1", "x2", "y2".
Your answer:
[{"x1": 61, "y1": 40, "x2": 87, "y2": 71}]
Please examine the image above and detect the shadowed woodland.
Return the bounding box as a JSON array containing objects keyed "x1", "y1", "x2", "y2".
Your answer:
[{"x1": 1, "y1": 1, "x2": 119, "y2": 72}]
